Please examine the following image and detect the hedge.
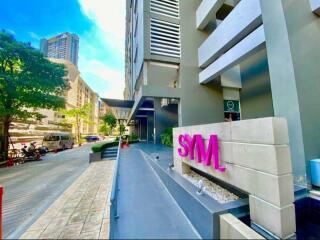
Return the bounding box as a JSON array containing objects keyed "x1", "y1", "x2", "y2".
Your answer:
[{"x1": 91, "y1": 139, "x2": 140, "y2": 153}]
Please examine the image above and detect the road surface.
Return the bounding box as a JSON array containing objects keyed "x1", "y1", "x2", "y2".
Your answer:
[{"x1": 0, "y1": 144, "x2": 93, "y2": 239}]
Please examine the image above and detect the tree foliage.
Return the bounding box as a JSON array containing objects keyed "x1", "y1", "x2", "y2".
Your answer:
[
  {"x1": 119, "y1": 123, "x2": 126, "y2": 136},
  {"x1": 60, "y1": 103, "x2": 92, "y2": 145},
  {"x1": 0, "y1": 32, "x2": 68, "y2": 119},
  {"x1": 0, "y1": 32, "x2": 68, "y2": 159},
  {"x1": 101, "y1": 113, "x2": 117, "y2": 134},
  {"x1": 99, "y1": 123, "x2": 111, "y2": 136}
]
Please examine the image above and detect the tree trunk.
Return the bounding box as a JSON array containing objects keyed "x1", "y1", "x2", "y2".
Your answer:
[
  {"x1": 2, "y1": 116, "x2": 10, "y2": 161},
  {"x1": 76, "y1": 115, "x2": 81, "y2": 146}
]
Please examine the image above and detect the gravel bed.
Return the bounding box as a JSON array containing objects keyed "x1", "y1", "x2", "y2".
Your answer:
[{"x1": 183, "y1": 171, "x2": 239, "y2": 204}]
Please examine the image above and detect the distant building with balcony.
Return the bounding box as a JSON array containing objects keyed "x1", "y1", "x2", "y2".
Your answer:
[
  {"x1": 40, "y1": 32, "x2": 79, "y2": 66},
  {"x1": 9, "y1": 59, "x2": 100, "y2": 145}
]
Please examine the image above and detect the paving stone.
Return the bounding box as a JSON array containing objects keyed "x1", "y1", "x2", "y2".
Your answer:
[
  {"x1": 56, "y1": 207, "x2": 76, "y2": 218},
  {"x1": 20, "y1": 230, "x2": 42, "y2": 239},
  {"x1": 45, "y1": 217, "x2": 69, "y2": 230},
  {"x1": 80, "y1": 230, "x2": 100, "y2": 239},
  {"x1": 59, "y1": 222, "x2": 84, "y2": 239},
  {"x1": 68, "y1": 211, "x2": 88, "y2": 224},
  {"x1": 82, "y1": 221, "x2": 102, "y2": 233},
  {"x1": 20, "y1": 161, "x2": 115, "y2": 239},
  {"x1": 40, "y1": 230, "x2": 61, "y2": 239},
  {"x1": 86, "y1": 211, "x2": 104, "y2": 224}
]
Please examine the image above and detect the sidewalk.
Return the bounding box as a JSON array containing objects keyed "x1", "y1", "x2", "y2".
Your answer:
[
  {"x1": 112, "y1": 143, "x2": 200, "y2": 239},
  {"x1": 19, "y1": 161, "x2": 115, "y2": 239}
]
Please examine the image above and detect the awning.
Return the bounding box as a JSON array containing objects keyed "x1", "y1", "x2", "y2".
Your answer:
[{"x1": 101, "y1": 98, "x2": 134, "y2": 121}]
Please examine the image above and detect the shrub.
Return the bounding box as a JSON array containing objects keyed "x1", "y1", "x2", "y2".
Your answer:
[
  {"x1": 91, "y1": 138, "x2": 140, "y2": 153},
  {"x1": 91, "y1": 141, "x2": 118, "y2": 153},
  {"x1": 160, "y1": 128, "x2": 173, "y2": 147},
  {"x1": 115, "y1": 133, "x2": 139, "y2": 142}
]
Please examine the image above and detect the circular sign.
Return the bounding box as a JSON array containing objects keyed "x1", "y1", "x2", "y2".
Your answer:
[{"x1": 226, "y1": 101, "x2": 235, "y2": 111}]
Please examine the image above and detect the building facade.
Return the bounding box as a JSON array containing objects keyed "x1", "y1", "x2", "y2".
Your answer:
[
  {"x1": 40, "y1": 33, "x2": 79, "y2": 66},
  {"x1": 125, "y1": 0, "x2": 320, "y2": 186},
  {"x1": 48, "y1": 59, "x2": 100, "y2": 135},
  {"x1": 9, "y1": 59, "x2": 100, "y2": 145}
]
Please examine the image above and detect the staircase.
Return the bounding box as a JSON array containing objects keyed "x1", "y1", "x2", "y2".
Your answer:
[{"x1": 101, "y1": 147, "x2": 118, "y2": 160}]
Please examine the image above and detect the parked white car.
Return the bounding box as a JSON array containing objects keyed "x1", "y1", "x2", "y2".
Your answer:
[{"x1": 42, "y1": 133, "x2": 74, "y2": 151}]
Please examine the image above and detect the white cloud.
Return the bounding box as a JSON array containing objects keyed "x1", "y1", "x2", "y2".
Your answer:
[
  {"x1": 78, "y1": 0, "x2": 126, "y2": 99},
  {"x1": 6, "y1": 29, "x2": 16, "y2": 35},
  {"x1": 29, "y1": 32, "x2": 40, "y2": 40},
  {"x1": 78, "y1": 0, "x2": 125, "y2": 52},
  {"x1": 80, "y1": 58, "x2": 125, "y2": 99}
]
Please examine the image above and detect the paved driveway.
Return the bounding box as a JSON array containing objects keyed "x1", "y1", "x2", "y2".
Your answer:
[{"x1": 0, "y1": 144, "x2": 93, "y2": 239}]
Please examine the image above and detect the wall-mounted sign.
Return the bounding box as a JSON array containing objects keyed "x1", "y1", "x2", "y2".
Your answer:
[
  {"x1": 224, "y1": 100, "x2": 240, "y2": 113},
  {"x1": 177, "y1": 134, "x2": 226, "y2": 172}
]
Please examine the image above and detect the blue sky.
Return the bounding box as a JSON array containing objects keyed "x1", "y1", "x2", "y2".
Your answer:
[{"x1": 1, "y1": 0, "x2": 125, "y2": 99}]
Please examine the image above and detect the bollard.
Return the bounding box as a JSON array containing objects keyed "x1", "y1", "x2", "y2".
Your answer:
[
  {"x1": 0, "y1": 186, "x2": 3, "y2": 240},
  {"x1": 120, "y1": 138, "x2": 124, "y2": 149},
  {"x1": 7, "y1": 156, "x2": 14, "y2": 167},
  {"x1": 126, "y1": 137, "x2": 129, "y2": 147}
]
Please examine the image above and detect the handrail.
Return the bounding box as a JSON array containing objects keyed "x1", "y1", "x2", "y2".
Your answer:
[{"x1": 109, "y1": 140, "x2": 121, "y2": 239}]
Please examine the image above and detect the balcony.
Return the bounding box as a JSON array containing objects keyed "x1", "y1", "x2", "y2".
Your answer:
[
  {"x1": 198, "y1": 0, "x2": 263, "y2": 68},
  {"x1": 199, "y1": 25, "x2": 266, "y2": 84},
  {"x1": 196, "y1": 0, "x2": 224, "y2": 30},
  {"x1": 310, "y1": 0, "x2": 320, "y2": 15}
]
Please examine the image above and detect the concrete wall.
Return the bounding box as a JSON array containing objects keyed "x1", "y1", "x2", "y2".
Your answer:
[
  {"x1": 282, "y1": 0, "x2": 320, "y2": 183},
  {"x1": 239, "y1": 49, "x2": 274, "y2": 119},
  {"x1": 260, "y1": 0, "x2": 320, "y2": 185},
  {"x1": 146, "y1": 61, "x2": 179, "y2": 88},
  {"x1": 173, "y1": 118, "x2": 296, "y2": 238},
  {"x1": 179, "y1": 0, "x2": 224, "y2": 127},
  {"x1": 220, "y1": 214, "x2": 264, "y2": 239}
]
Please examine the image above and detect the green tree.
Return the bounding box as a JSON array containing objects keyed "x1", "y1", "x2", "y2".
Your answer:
[
  {"x1": 60, "y1": 103, "x2": 92, "y2": 146},
  {"x1": 0, "y1": 32, "x2": 68, "y2": 160},
  {"x1": 101, "y1": 113, "x2": 117, "y2": 134},
  {"x1": 119, "y1": 123, "x2": 126, "y2": 136},
  {"x1": 99, "y1": 123, "x2": 111, "y2": 136}
]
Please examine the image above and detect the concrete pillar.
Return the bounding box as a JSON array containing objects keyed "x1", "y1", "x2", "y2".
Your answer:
[
  {"x1": 147, "y1": 114, "x2": 154, "y2": 142},
  {"x1": 259, "y1": 0, "x2": 320, "y2": 186},
  {"x1": 154, "y1": 98, "x2": 178, "y2": 144},
  {"x1": 140, "y1": 118, "x2": 148, "y2": 141}
]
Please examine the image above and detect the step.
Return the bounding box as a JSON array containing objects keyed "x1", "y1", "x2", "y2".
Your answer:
[
  {"x1": 102, "y1": 154, "x2": 117, "y2": 158},
  {"x1": 102, "y1": 152, "x2": 117, "y2": 155},
  {"x1": 103, "y1": 150, "x2": 117, "y2": 154},
  {"x1": 102, "y1": 157, "x2": 117, "y2": 161}
]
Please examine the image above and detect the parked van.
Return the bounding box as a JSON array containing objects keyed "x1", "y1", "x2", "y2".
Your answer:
[{"x1": 42, "y1": 133, "x2": 74, "y2": 151}]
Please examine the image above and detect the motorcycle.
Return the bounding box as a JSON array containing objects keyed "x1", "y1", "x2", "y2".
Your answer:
[
  {"x1": 21, "y1": 144, "x2": 42, "y2": 161},
  {"x1": 37, "y1": 146, "x2": 49, "y2": 156}
]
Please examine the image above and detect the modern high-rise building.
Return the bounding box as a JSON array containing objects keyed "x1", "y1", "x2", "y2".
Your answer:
[
  {"x1": 40, "y1": 32, "x2": 79, "y2": 66},
  {"x1": 124, "y1": 1, "x2": 320, "y2": 237}
]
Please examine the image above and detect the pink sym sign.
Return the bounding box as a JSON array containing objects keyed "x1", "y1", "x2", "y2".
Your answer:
[{"x1": 177, "y1": 134, "x2": 226, "y2": 172}]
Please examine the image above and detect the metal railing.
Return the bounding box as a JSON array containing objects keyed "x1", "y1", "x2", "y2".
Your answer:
[{"x1": 109, "y1": 141, "x2": 121, "y2": 239}]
